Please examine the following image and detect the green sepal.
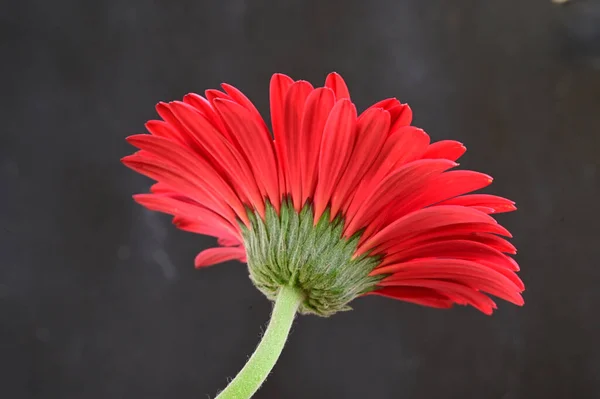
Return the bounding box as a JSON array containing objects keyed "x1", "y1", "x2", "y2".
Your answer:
[{"x1": 240, "y1": 199, "x2": 384, "y2": 317}]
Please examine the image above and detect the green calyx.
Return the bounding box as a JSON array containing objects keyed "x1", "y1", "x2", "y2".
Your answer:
[{"x1": 240, "y1": 199, "x2": 384, "y2": 317}]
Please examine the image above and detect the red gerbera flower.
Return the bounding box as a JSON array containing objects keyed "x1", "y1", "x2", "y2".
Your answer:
[
  {"x1": 123, "y1": 72, "x2": 524, "y2": 398},
  {"x1": 123, "y1": 72, "x2": 523, "y2": 317}
]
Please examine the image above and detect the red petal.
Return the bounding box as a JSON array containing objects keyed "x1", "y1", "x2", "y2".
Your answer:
[
  {"x1": 168, "y1": 102, "x2": 264, "y2": 214},
  {"x1": 364, "y1": 100, "x2": 411, "y2": 132},
  {"x1": 299, "y1": 88, "x2": 336, "y2": 206},
  {"x1": 221, "y1": 83, "x2": 271, "y2": 135},
  {"x1": 145, "y1": 120, "x2": 183, "y2": 144},
  {"x1": 392, "y1": 222, "x2": 514, "y2": 252},
  {"x1": 213, "y1": 99, "x2": 282, "y2": 213},
  {"x1": 368, "y1": 287, "x2": 454, "y2": 309},
  {"x1": 345, "y1": 159, "x2": 456, "y2": 237},
  {"x1": 449, "y1": 233, "x2": 517, "y2": 255},
  {"x1": 282, "y1": 81, "x2": 314, "y2": 210},
  {"x1": 377, "y1": 280, "x2": 497, "y2": 315},
  {"x1": 375, "y1": 258, "x2": 524, "y2": 305},
  {"x1": 383, "y1": 171, "x2": 494, "y2": 222},
  {"x1": 183, "y1": 93, "x2": 231, "y2": 139},
  {"x1": 358, "y1": 206, "x2": 500, "y2": 256},
  {"x1": 427, "y1": 171, "x2": 493, "y2": 203},
  {"x1": 194, "y1": 247, "x2": 246, "y2": 268},
  {"x1": 123, "y1": 155, "x2": 234, "y2": 223},
  {"x1": 175, "y1": 218, "x2": 241, "y2": 244},
  {"x1": 377, "y1": 242, "x2": 523, "y2": 291},
  {"x1": 205, "y1": 89, "x2": 232, "y2": 104},
  {"x1": 365, "y1": 98, "x2": 401, "y2": 113},
  {"x1": 342, "y1": 127, "x2": 431, "y2": 223},
  {"x1": 313, "y1": 99, "x2": 357, "y2": 221},
  {"x1": 380, "y1": 239, "x2": 518, "y2": 271},
  {"x1": 218, "y1": 236, "x2": 242, "y2": 247},
  {"x1": 150, "y1": 182, "x2": 174, "y2": 194},
  {"x1": 389, "y1": 104, "x2": 413, "y2": 130},
  {"x1": 363, "y1": 99, "x2": 412, "y2": 133},
  {"x1": 330, "y1": 107, "x2": 390, "y2": 218},
  {"x1": 325, "y1": 72, "x2": 350, "y2": 100},
  {"x1": 363, "y1": 126, "x2": 431, "y2": 186},
  {"x1": 270, "y1": 74, "x2": 295, "y2": 196},
  {"x1": 123, "y1": 136, "x2": 249, "y2": 226},
  {"x1": 133, "y1": 194, "x2": 241, "y2": 240},
  {"x1": 436, "y1": 194, "x2": 516, "y2": 214},
  {"x1": 422, "y1": 140, "x2": 466, "y2": 161},
  {"x1": 155, "y1": 102, "x2": 201, "y2": 151}
]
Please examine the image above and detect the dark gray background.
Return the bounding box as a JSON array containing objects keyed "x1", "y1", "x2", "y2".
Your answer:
[{"x1": 2, "y1": 0, "x2": 600, "y2": 398}]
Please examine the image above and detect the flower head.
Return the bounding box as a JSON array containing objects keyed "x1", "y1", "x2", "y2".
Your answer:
[{"x1": 123, "y1": 72, "x2": 523, "y2": 316}]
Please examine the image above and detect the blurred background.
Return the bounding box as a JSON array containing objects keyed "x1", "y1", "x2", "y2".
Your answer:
[{"x1": 2, "y1": 0, "x2": 600, "y2": 398}]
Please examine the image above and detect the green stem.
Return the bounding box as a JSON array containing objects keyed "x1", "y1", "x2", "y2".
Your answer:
[{"x1": 215, "y1": 286, "x2": 303, "y2": 399}]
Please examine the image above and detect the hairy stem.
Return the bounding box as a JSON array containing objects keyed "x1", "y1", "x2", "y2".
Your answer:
[{"x1": 215, "y1": 286, "x2": 303, "y2": 399}]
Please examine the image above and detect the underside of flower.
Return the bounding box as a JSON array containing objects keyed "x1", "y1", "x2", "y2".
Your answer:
[
  {"x1": 123, "y1": 72, "x2": 524, "y2": 317},
  {"x1": 122, "y1": 71, "x2": 526, "y2": 399},
  {"x1": 243, "y1": 200, "x2": 382, "y2": 316}
]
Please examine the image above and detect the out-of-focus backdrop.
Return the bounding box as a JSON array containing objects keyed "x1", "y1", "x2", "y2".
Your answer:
[{"x1": 2, "y1": 1, "x2": 600, "y2": 398}]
